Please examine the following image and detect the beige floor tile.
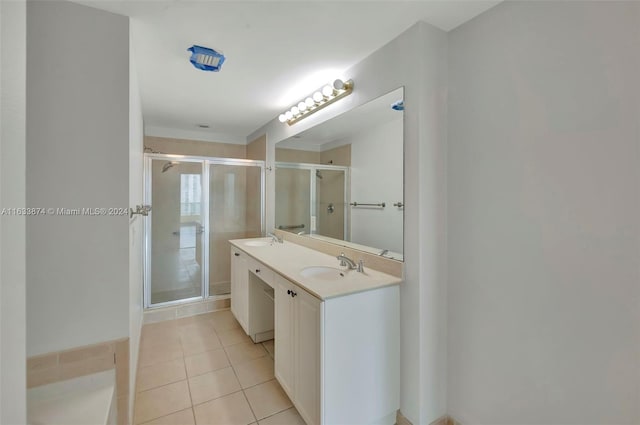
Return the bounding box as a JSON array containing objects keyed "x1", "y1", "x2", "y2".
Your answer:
[
  {"x1": 261, "y1": 340, "x2": 274, "y2": 359},
  {"x1": 224, "y1": 342, "x2": 267, "y2": 365},
  {"x1": 134, "y1": 381, "x2": 192, "y2": 424},
  {"x1": 142, "y1": 320, "x2": 178, "y2": 335},
  {"x1": 184, "y1": 348, "x2": 230, "y2": 377},
  {"x1": 258, "y1": 408, "x2": 305, "y2": 425},
  {"x1": 188, "y1": 367, "x2": 241, "y2": 405},
  {"x1": 233, "y1": 356, "x2": 274, "y2": 389},
  {"x1": 175, "y1": 314, "x2": 212, "y2": 327},
  {"x1": 138, "y1": 343, "x2": 183, "y2": 368},
  {"x1": 140, "y1": 335, "x2": 182, "y2": 356},
  {"x1": 137, "y1": 358, "x2": 187, "y2": 392},
  {"x1": 177, "y1": 320, "x2": 216, "y2": 336},
  {"x1": 244, "y1": 380, "x2": 292, "y2": 420},
  {"x1": 210, "y1": 310, "x2": 242, "y2": 332},
  {"x1": 193, "y1": 391, "x2": 255, "y2": 425},
  {"x1": 141, "y1": 324, "x2": 180, "y2": 344},
  {"x1": 180, "y1": 332, "x2": 222, "y2": 357},
  {"x1": 217, "y1": 327, "x2": 252, "y2": 347},
  {"x1": 140, "y1": 408, "x2": 195, "y2": 425},
  {"x1": 141, "y1": 322, "x2": 180, "y2": 339}
]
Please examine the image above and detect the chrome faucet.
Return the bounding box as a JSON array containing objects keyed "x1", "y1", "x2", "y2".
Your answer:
[
  {"x1": 267, "y1": 232, "x2": 283, "y2": 244},
  {"x1": 336, "y1": 252, "x2": 365, "y2": 273}
]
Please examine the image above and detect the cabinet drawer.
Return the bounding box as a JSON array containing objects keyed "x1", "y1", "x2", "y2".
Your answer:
[{"x1": 248, "y1": 257, "x2": 275, "y2": 287}]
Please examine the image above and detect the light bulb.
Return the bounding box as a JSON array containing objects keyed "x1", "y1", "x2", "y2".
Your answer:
[
  {"x1": 291, "y1": 106, "x2": 300, "y2": 115},
  {"x1": 298, "y1": 101, "x2": 307, "y2": 112},
  {"x1": 305, "y1": 97, "x2": 315, "y2": 107},
  {"x1": 332, "y1": 79, "x2": 345, "y2": 90},
  {"x1": 322, "y1": 85, "x2": 334, "y2": 97},
  {"x1": 285, "y1": 111, "x2": 293, "y2": 120},
  {"x1": 278, "y1": 114, "x2": 287, "y2": 123},
  {"x1": 313, "y1": 91, "x2": 323, "y2": 102}
]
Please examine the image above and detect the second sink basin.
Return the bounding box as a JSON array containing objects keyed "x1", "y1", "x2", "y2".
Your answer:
[
  {"x1": 300, "y1": 266, "x2": 345, "y2": 281},
  {"x1": 244, "y1": 240, "x2": 271, "y2": 247}
]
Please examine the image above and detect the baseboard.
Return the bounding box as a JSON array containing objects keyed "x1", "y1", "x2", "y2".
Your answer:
[{"x1": 143, "y1": 297, "x2": 230, "y2": 324}]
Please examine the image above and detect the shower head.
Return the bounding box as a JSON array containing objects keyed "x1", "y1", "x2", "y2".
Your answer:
[
  {"x1": 315, "y1": 170, "x2": 323, "y2": 180},
  {"x1": 162, "y1": 161, "x2": 179, "y2": 173}
]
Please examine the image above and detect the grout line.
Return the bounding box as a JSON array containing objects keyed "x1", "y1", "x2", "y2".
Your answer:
[
  {"x1": 183, "y1": 354, "x2": 195, "y2": 408},
  {"x1": 259, "y1": 406, "x2": 296, "y2": 422},
  {"x1": 226, "y1": 353, "x2": 258, "y2": 423},
  {"x1": 135, "y1": 377, "x2": 189, "y2": 395},
  {"x1": 189, "y1": 406, "x2": 196, "y2": 424},
  {"x1": 190, "y1": 388, "x2": 245, "y2": 408},
  {"x1": 240, "y1": 376, "x2": 276, "y2": 392},
  {"x1": 137, "y1": 408, "x2": 193, "y2": 425},
  {"x1": 241, "y1": 388, "x2": 259, "y2": 424}
]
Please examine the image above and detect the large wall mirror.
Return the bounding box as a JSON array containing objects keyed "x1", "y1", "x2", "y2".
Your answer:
[{"x1": 275, "y1": 87, "x2": 404, "y2": 261}]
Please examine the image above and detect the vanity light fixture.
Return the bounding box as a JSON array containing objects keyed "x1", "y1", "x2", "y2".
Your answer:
[{"x1": 278, "y1": 78, "x2": 354, "y2": 125}]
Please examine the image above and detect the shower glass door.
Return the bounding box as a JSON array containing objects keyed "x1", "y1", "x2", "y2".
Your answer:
[
  {"x1": 208, "y1": 161, "x2": 263, "y2": 296},
  {"x1": 315, "y1": 168, "x2": 347, "y2": 240},
  {"x1": 275, "y1": 163, "x2": 349, "y2": 238},
  {"x1": 145, "y1": 155, "x2": 265, "y2": 308},
  {"x1": 148, "y1": 159, "x2": 204, "y2": 305},
  {"x1": 275, "y1": 167, "x2": 311, "y2": 233}
]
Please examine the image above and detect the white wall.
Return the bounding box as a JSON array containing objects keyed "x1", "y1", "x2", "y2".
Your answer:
[
  {"x1": 348, "y1": 117, "x2": 403, "y2": 254},
  {"x1": 26, "y1": 1, "x2": 130, "y2": 356},
  {"x1": 129, "y1": 30, "x2": 144, "y2": 424},
  {"x1": 248, "y1": 22, "x2": 448, "y2": 424},
  {"x1": 447, "y1": 2, "x2": 640, "y2": 424},
  {"x1": 0, "y1": 0, "x2": 27, "y2": 422}
]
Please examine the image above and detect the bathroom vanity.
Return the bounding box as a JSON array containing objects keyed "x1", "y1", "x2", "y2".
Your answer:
[{"x1": 229, "y1": 237, "x2": 401, "y2": 425}]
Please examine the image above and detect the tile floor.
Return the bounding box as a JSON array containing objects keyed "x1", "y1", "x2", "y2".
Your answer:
[{"x1": 135, "y1": 310, "x2": 305, "y2": 425}]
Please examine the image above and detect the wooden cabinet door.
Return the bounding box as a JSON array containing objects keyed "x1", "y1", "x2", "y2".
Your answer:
[
  {"x1": 274, "y1": 275, "x2": 295, "y2": 399},
  {"x1": 294, "y1": 285, "x2": 321, "y2": 425}
]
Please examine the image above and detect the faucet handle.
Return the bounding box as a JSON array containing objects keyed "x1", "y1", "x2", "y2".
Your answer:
[
  {"x1": 357, "y1": 259, "x2": 365, "y2": 273},
  {"x1": 337, "y1": 252, "x2": 347, "y2": 267}
]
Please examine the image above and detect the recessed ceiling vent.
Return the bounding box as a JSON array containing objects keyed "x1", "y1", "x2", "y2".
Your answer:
[{"x1": 187, "y1": 45, "x2": 225, "y2": 72}]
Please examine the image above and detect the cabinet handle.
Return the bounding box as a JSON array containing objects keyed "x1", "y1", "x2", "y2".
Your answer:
[
  {"x1": 255, "y1": 269, "x2": 260, "y2": 273},
  {"x1": 234, "y1": 253, "x2": 240, "y2": 257}
]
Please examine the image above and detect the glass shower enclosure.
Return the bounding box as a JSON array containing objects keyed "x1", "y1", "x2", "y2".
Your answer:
[
  {"x1": 275, "y1": 162, "x2": 349, "y2": 239},
  {"x1": 144, "y1": 154, "x2": 264, "y2": 308}
]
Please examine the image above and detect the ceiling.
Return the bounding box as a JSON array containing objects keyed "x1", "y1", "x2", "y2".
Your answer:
[{"x1": 75, "y1": 1, "x2": 501, "y2": 142}]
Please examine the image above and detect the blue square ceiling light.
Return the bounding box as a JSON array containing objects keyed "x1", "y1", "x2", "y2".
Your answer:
[{"x1": 187, "y1": 45, "x2": 226, "y2": 72}]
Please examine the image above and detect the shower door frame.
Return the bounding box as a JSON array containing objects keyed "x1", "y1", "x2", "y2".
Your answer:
[
  {"x1": 274, "y1": 162, "x2": 350, "y2": 238},
  {"x1": 144, "y1": 153, "x2": 265, "y2": 310}
]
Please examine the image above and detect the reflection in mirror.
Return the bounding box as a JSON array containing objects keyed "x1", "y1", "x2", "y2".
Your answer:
[{"x1": 275, "y1": 87, "x2": 404, "y2": 261}]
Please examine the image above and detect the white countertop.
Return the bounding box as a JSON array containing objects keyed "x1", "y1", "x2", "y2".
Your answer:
[{"x1": 229, "y1": 238, "x2": 402, "y2": 300}]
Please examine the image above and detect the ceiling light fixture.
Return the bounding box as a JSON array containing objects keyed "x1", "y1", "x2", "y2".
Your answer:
[{"x1": 280, "y1": 78, "x2": 354, "y2": 126}]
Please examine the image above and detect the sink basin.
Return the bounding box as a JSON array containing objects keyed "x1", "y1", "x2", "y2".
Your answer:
[
  {"x1": 300, "y1": 266, "x2": 345, "y2": 281},
  {"x1": 244, "y1": 240, "x2": 271, "y2": 247}
]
